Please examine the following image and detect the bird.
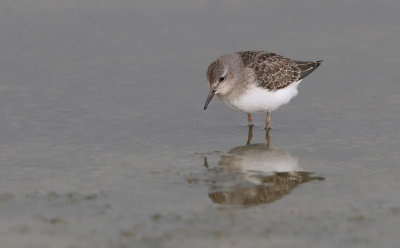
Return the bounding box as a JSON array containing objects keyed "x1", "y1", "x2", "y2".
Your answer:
[{"x1": 203, "y1": 51, "x2": 322, "y2": 129}]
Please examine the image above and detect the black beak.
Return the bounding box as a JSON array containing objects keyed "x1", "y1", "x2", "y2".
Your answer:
[{"x1": 203, "y1": 89, "x2": 216, "y2": 110}]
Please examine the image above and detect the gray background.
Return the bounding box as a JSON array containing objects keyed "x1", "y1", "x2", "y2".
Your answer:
[{"x1": 0, "y1": 0, "x2": 399, "y2": 247}]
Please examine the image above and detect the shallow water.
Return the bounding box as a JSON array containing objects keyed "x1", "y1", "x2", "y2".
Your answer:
[{"x1": 1, "y1": 0, "x2": 400, "y2": 247}]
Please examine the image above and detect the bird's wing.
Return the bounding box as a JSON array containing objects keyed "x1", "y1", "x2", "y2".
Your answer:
[{"x1": 238, "y1": 51, "x2": 321, "y2": 90}]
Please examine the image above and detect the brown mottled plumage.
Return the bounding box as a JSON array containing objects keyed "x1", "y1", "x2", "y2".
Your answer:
[{"x1": 237, "y1": 51, "x2": 322, "y2": 91}]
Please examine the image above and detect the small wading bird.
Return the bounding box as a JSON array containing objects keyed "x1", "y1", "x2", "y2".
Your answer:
[{"x1": 204, "y1": 51, "x2": 322, "y2": 129}]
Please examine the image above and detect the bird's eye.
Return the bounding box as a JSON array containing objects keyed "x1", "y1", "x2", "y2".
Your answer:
[{"x1": 219, "y1": 76, "x2": 225, "y2": 82}]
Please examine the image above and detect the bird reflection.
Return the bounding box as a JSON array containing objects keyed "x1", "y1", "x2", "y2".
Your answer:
[{"x1": 206, "y1": 127, "x2": 324, "y2": 207}]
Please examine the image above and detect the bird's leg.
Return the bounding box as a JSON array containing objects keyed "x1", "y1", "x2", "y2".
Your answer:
[
  {"x1": 265, "y1": 127, "x2": 271, "y2": 148},
  {"x1": 247, "y1": 124, "x2": 253, "y2": 145},
  {"x1": 247, "y1": 113, "x2": 253, "y2": 126},
  {"x1": 265, "y1": 111, "x2": 271, "y2": 130}
]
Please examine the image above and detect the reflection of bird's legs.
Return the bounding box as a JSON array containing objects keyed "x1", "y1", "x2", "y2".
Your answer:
[
  {"x1": 247, "y1": 124, "x2": 253, "y2": 145},
  {"x1": 247, "y1": 113, "x2": 253, "y2": 126},
  {"x1": 266, "y1": 127, "x2": 271, "y2": 148},
  {"x1": 203, "y1": 157, "x2": 208, "y2": 168},
  {"x1": 265, "y1": 111, "x2": 271, "y2": 130}
]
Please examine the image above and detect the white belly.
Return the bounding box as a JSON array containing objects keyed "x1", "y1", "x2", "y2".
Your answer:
[{"x1": 223, "y1": 80, "x2": 301, "y2": 113}]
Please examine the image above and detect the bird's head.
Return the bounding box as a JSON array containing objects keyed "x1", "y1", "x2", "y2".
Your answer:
[{"x1": 204, "y1": 54, "x2": 241, "y2": 110}]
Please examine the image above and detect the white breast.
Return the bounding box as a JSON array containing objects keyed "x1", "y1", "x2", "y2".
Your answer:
[{"x1": 225, "y1": 80, "x2": 301, "y2": 113}]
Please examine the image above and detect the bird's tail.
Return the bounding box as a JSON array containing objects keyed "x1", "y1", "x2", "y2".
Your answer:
[{"x1": 296, "y1": 60, "x2": 323, "y2": 79}]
